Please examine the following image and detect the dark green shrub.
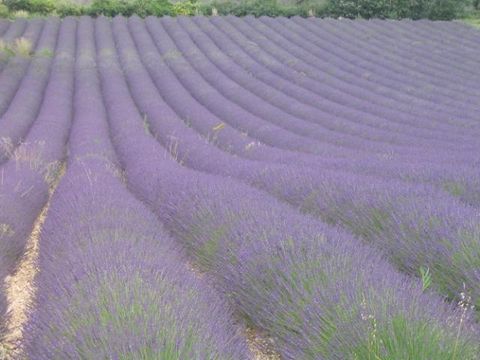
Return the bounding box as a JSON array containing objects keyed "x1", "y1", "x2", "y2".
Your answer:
[
  {"x1": 201, "y1": 0, "x2": 327, "y2": 17},
  {"x1": 426, "y1": 0, "x2": 467, "y2": 20},
  {"x1": 55, "y1": 3, "x2": 87, "y2": 17},
  {"x1": 87, "y1": 0, "x2": 136, "y2": 17},
  {"x1": 87, "y1": 0, "x2": 174, "y2": 17},
  {"x1": 31, "y1": 0, "x2": 55, "y2": 13},
  {"x1": 1, "y1": 0, "x2": 472, "y2": 19},
  {"x1": 4, "y1": 0, "x2": 55, "y2": 14},
  {"x1": 172, "y1": 0, "x2": 201, "y2": 15},
  {"x1": 135, "y1": 0, "x2": 175, "y2": 17},
  {"x1": 326, "y1": 0, "x2": 390, "y2": 18},
  {"x1": 204, "y1": 0, "x2": 282, "y2": 17},
  {"x1": 326, "y1": 0, "x2": 468, "y2": 20},
  {"x1": 3, "y1": 0, "x2": 28, "y2": 12},
  {"x1": 0, "y1": 4, "x2": 10, "y2": 17}
]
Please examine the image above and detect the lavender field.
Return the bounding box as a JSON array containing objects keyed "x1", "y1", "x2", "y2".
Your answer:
[{"x1": 0, "y1": 15, "x2": 479, "y2": 359}]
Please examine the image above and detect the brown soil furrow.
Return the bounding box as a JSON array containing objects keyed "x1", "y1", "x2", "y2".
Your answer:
[
  {"x1": 1, "y1": 163, "x2": 65, "y2": 359},
  {"x1": 186, "y1": 261, "x2": 281, "y2": 359},
  {"x1": 1, "y1": 163, "x2": 281, "y2": 360},
  {"x1": 246, "y1": 326, "x2": 281, "y2": 360}
]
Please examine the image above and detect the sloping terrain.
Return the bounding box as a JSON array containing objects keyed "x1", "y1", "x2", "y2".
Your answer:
[{"x1": 0, "y1": 16, "x2": 479, "y2": 359}]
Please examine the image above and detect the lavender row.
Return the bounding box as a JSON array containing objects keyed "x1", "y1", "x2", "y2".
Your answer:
[
  {"x1": 145, "y1": 19, "x2": 389, "y2": 156},
  {"x1": 151, "y1": 17, "x2": 480, "y2": 208},
  {"x1": 0, "y1": 20, "x2": 10, "y2": 36},
  {"x1": 198, "y1": 19, "x2": 476, "y2": 158},
  {"x1": 183, "y1": 17, "x2": 480, "y2": 166},
  {"x1": 113, "y1": 18, "x2": 480, "y2": 314},
  {"x1": 186, "y1": 17, "x2": 476, "y2": 143},
  {"x1": 164, "y1": 17, "x2": 475, "y2": 152},
  {"x1": 147, "y1": 17, "x2": 478, "y2": 159},
  {"x1": 133, "y1": 16, "x2": 460, "y2": 166},
  {"x1": 24, "y1": 162, "x2": 248, "y2": 359},
  {"x1": 151, "y1": 17, "x2": 480, "y2": 301},
  {"x1": 0, "y1": 19, "x2": 28, "y2": 73},
  {"x1": 161, "y1": 17, "x2": 471, "y2": 150},
  {"x1": 101, "y1": 17, "x2": 480, "y2": 360},
  {"x1": 218, "y1": 15, "x2": 470, "y2": 127},
  {"x1": 260, "y1": 16, "x2": 480, "y2": 126},
  {"x1": 0, "y1": 18, "x2": 59, "y2": 164},
  {"x1": 145, "y1": 16, "x2": 480, "y2": 167},
  {"x1": 273, "y1": 18, "x2": 480, "y2": 128},
  {"x1": 392, "y1": 19, "x2": 480, "y2": 53},
  {"x1": 131, "y1": 17, "x2": 360, "y2": 160},
  {"x1": 227, "y1": 17, "x2": 480, "y2": 145},
  {"x1": 351, "y1": 20, "x2": 480, "y2": 79},
  {"x1": 342, "y1": 19, "x2": 480, "y2": 88},
  {"x1": 290, "y1": 17, "x2": 480, "y2": 113},
  {"x1": 0, "y1": 19, "x2": 44, "y2": 117},
  {"x1": 125, "y1": 16, "x2": 480, "y2": 209},
  {"x1": 123, "y1": 15, "x2": 363, "y2": 178},
  {"x1": 0, "y1": 19, "x2": 27, "y2": 50},
  {"x1": 0, "y1": 17, "x2": 75, "y2": 337},
  {"x1": 413, "y1": 20, "x2": 480, "y2": 49},
  {"x1": 0, "y1": 20, "x2": 27, "y2": 44},
  {"x1": 315, "y1": 19, "x2": 480, "y2": 86},
  {"x1": 242, "y1": 19, "x2": 478, "y2": 133},
  {"x1": 175, "y1": 17, "x2": 480, "y2": 206},
  {"x1": 235, "y1": 16, "x2": 480, "y2": 130},
  {"x1": 23, "y1": 17, "x2": 248, "y2": 358}
]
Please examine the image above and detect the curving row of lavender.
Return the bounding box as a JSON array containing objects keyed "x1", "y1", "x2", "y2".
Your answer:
[
  {"x1": 0, "y1": 19, "x2": 29, "y2": 74},
  {"x1": 134, "y1": 16, "x2": 480, "y2": 206},
  {"x1": 113, "y1": 16, "x2": 480, "y2": 311},
  {"x1": 98, "y1": 16, "x2": 479, "y2": 359},
  {"x1": 121, "y1": 16, "x2": 480, "y2": 208},
  {"x1": 0, "y1": 17, "x2": 74, "y2": 335},
  {"x1": 0, "y1": 18, "x2": 59, "y2": 164},
  {"x1": 0, "y1": 15, "x2": 479, "y2": 358},
  {"x1": 22, "y1": 17, "x2": 247, "y2": 359}
]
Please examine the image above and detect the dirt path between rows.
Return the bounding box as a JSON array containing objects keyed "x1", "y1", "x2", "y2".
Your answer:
[
  {"x1": 1, "y1": 164, "x2": 65, "y2": 359},
  {"x1": 187, "y1": 261, "x2": 281, "y2": 359},
  {"x1": 246, "y1": 326, "x2": 281, "y2": 360},
  {"x1": 1, "y1": 163, "x2": 280, "y2": 359}
]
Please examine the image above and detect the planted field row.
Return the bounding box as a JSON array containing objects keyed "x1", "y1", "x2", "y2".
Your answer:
[
  {"x1": 0, "y1": 17, "x2": 74, "y2": 338},
  {"x1": 107, "y1": 16, "x2": 480, "y2": 311},
  {"x1": 0, "y1": 15, "x2": 479, "y2": 359},
  {"x1": 23, "y1": 19, "x2": 246, "y2": 357}
]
